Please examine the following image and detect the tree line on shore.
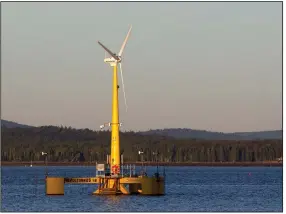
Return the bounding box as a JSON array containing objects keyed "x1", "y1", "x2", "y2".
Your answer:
[{"x1": 1, "y1": 126, "x2": 282, "y2": 163}]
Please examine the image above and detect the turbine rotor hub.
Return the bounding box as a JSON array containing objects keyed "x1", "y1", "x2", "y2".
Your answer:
[{"x1": 116, "y1": 56, "x2": 122, "y2": 63}]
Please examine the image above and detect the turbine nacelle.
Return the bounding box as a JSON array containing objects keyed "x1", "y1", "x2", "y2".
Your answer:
[
  {"x1": 103, "y1": 56, "x2": 122, "y2": 64},
  {"x1": 104, "y1": 57, "x2": 116, "y2": 63}
]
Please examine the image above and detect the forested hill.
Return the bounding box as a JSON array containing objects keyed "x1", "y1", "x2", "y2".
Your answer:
[
  {"x1": 1, "y1": 119, "x2": 282, "y2": 140},
  {"x1": 1, "y1": 125, "x2": 282, "y2": 163},
  {"x1": 1, "y1": 119, "x2": 32, "y2": 128},
  {"x1": 139, "y1": 129, "x2": 282, "y2": 140}
]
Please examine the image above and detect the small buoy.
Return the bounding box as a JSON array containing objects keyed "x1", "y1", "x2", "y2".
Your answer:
[{"x1": 248, "y1": 172, "x2": 251, "y2": 176}]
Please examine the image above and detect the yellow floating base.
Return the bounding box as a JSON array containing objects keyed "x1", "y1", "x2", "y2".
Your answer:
[
  {"x1": 46, "y1": 177, "x2": 64, "y2": 195},
  {"x1": 140, "y1": 177, "x2": 165, "y2": 195},
  {"x1": 45, "y1": 175, "x2": 165, "y2": 196}
]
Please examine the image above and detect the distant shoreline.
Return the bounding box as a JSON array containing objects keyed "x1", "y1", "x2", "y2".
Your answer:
[{"x1": 1, "y1": 161, "x2": 282, "y2": 167}]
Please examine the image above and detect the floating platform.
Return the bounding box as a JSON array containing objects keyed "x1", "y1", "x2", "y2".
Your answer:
[{"x1": 46, "y1": 174, "x2": 165, "y2": 196}]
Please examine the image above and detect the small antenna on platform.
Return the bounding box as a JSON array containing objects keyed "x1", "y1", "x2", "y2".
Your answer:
[{"x1": 121, "y1": 154, "x2": 124, "y2": 165}]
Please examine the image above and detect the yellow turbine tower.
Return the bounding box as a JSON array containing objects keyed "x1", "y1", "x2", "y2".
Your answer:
[
  {"x1": 45, "y1": 25, "x2": 165, "y2": 196},
  {"x1": 98, "y1": 25, "x2": 132, "y2": 176}
]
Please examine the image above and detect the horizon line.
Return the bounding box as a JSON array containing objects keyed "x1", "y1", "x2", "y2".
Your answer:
[{"x1": 1, "y1": 119, "x2": 282, "y2": 134}]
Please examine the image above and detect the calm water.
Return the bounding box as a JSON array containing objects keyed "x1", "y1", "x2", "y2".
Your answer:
[{"x1": 1, "y1": 166, "x2": 282, "y2": 212}]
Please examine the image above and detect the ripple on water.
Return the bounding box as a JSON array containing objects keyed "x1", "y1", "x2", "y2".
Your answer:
[{"x1": 1, "y1": 166, "x2": 282, "y2": 212}]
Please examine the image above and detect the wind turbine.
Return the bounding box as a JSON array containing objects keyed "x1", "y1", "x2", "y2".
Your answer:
[
  {"x1": 97, "y1": 25, "x2": 132, "y2": 176},
  {"x1": 98, "y1": 25, "x2": 132, "y2": 112}
]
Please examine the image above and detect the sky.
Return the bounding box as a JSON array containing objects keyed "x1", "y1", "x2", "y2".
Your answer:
[{"x1": 1, "y1": 2, "x2": 282, "y2": 132}]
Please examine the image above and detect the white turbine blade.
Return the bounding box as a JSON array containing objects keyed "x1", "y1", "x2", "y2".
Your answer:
[
  {"x1": 118, "y1": 25, "x2": 132, "y2": 57},
  {"x1": 119, "y1": 63, "x2": 128, "y2": 112},
  {"x1": 98, "y1": 41, "x2": 120, "y2": 60}
]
